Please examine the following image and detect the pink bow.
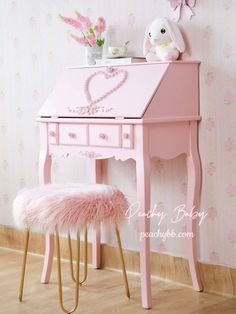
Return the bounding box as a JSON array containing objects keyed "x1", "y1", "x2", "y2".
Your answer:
[{"x1": 169, "y1": 0, "x2": 196, "y2": 21}]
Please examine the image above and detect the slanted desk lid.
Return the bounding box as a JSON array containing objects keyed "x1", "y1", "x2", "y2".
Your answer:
[{"x1": 38, "y1": 63, "x2": 169, "y2": 119}]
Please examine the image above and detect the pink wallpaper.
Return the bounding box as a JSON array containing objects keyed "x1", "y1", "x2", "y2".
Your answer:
[{"x1": 0, "y1": 0, "x2": 236, "y2": 267}]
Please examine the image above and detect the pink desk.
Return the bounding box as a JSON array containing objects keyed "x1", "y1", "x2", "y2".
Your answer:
[{"x1": 37, "y1": 61, "x2": 202, "y2": 309}]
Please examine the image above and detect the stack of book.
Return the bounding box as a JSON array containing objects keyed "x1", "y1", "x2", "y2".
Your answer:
[{"x1": 95, "y1": 56, "x2": 146, "y2": 65}]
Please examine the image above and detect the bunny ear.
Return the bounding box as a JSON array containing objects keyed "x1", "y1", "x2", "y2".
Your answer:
[
  {"x1": 143, "y1": 25, "x2": 151, "y2": 55},
  {"x1": 165, "y1": 18, "x2": 185, "y2": 53}
]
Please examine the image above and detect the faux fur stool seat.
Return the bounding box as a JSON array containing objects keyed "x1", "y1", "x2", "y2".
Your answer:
[
  {"x1": 13, "y1": 183, "x2": 129, "y2": 233},
  {"x1": 13, "y1": 183, "x2": 130, "y2": 313}
]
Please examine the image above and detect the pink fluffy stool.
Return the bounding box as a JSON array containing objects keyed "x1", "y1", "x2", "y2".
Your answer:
[{"x1": 13, "y1": 183, "x2": 130, "y2": 314}]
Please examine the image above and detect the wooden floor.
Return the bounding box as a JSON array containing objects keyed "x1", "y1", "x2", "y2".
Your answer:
[{"x1": 0, "y1": 248, "x2": 236, "y2": 314}]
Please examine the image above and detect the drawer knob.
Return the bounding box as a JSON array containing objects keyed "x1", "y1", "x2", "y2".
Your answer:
[
  {"x1": 49, "y1": 130, "x2": 56, "y2": 137},
  {"x1": 99, "y1": 133, "x2": 107, "y2": 140},
  {"x1": 123, "y1": 133, "x2": 130, "y2": 140},
  {"x1": 68, "y1": 132, "x2": 77, "y2": 139}
]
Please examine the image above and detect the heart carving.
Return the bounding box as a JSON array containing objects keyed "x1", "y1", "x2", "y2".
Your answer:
[{"x1": 84, "y1": 68, "x2": 128, "y2": 106}]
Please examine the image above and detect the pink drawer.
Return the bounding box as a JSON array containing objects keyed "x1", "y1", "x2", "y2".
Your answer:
[
  {"x1": 89, "y1": 125, "x2": 121, "y2": 147},
  {"x1": 59, "y1": 124, "x2": 88, "y2": 145},
  {"x1": 48, "y1": 123, "x2": 58, "y2": 144}
]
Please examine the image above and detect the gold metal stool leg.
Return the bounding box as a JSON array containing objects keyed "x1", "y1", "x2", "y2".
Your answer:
[
  {"x1": 18, "y1": 229, "x2": 30, "y2": 302},
  {"x1": 68, "y1": 229, "x2": 88, "y2": 285},
  {"x1": 56, "y1": 229, "x2": 80, "y2": 314},
  {"x1": 68, "y1": 233, "x2": 75, "y2": 282},
  {"x1": 115, "y1": 224, "x2": 130, "y2": 299},
  {"x1": 80, "y1": 229, "x2": 88, "y2": 284}
]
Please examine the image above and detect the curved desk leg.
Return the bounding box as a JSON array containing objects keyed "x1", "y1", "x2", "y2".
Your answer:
[
  {"x1": 90, "y1": 159, "x2": 102, "y2": 269},
  {"x1": 39, "y1": 123, "x2": 54, "y2": 284},
  {"x1": 186, "y1": 121, "x2": 203, "y2": 291},
  {"x1": 136, "y1": 153, "x2": 152, "y2": 309}
]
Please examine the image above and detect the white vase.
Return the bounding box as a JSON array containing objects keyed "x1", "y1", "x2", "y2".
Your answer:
[{"x1": 86, "y1": 45, "x2": 103, "y2": 65}]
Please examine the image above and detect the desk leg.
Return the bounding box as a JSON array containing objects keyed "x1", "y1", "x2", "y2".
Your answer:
[
  {"x1": 186, "y1": 122, "x2": 203, "y2": 291},
  {"x1": 90, "y1": 159, "x2": 102, "y2": 269},
  {"x1": 136, "y1": 156, "x2": 152, "y2": 309},
  {"x1": 39, "y1": 144, "x2": 54, "y2": 284},
  {"x1": 41, "y1": 233, "x2": 54, "y2": 284}
]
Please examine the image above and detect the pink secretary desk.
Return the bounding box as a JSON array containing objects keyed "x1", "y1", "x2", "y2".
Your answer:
[{"x1": 37, "y1": 61, "x2": 202, "y2": 309}]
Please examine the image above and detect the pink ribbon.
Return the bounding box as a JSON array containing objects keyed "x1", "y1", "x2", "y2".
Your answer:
[{"x1": 169, "y1": 0, "x2": 196, "y2": 21}]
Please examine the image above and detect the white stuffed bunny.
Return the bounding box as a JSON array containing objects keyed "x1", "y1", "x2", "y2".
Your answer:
[{"x1": 143, "y1": 17, "x2": 185, "y2": 62}]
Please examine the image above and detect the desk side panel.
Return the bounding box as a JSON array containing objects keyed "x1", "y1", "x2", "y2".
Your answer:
[
  {"x1": 144, "y1": 63, "x2": 199, "y2": 119},
  {"x1": 148, "y1": 122, "x2": 190, "y2": 159}
]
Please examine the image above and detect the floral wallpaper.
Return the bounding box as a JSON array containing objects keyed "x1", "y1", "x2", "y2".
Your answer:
[{"x1": 0, "y1": 0, "x2": 236, "y2": 268}]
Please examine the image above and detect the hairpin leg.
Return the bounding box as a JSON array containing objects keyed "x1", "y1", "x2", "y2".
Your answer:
[
  {"x1": 68, "y1": 229, "x2": 88, "y2": 285},
  {"x1": 18, "y1": 229, "x2": 30, "y2": 302},
  {"x1": 56, "y1": 228, "x2": 80, "y2": 314},
  {"x1": 115, "y1": 224, "x2": 130, "y2": 299},
  {"x1": 80, "y1": 229, "x2": 88, "y2": 284},
  {"x1": 68, "y1": 233, "x2": 75, "y2": 282}
]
